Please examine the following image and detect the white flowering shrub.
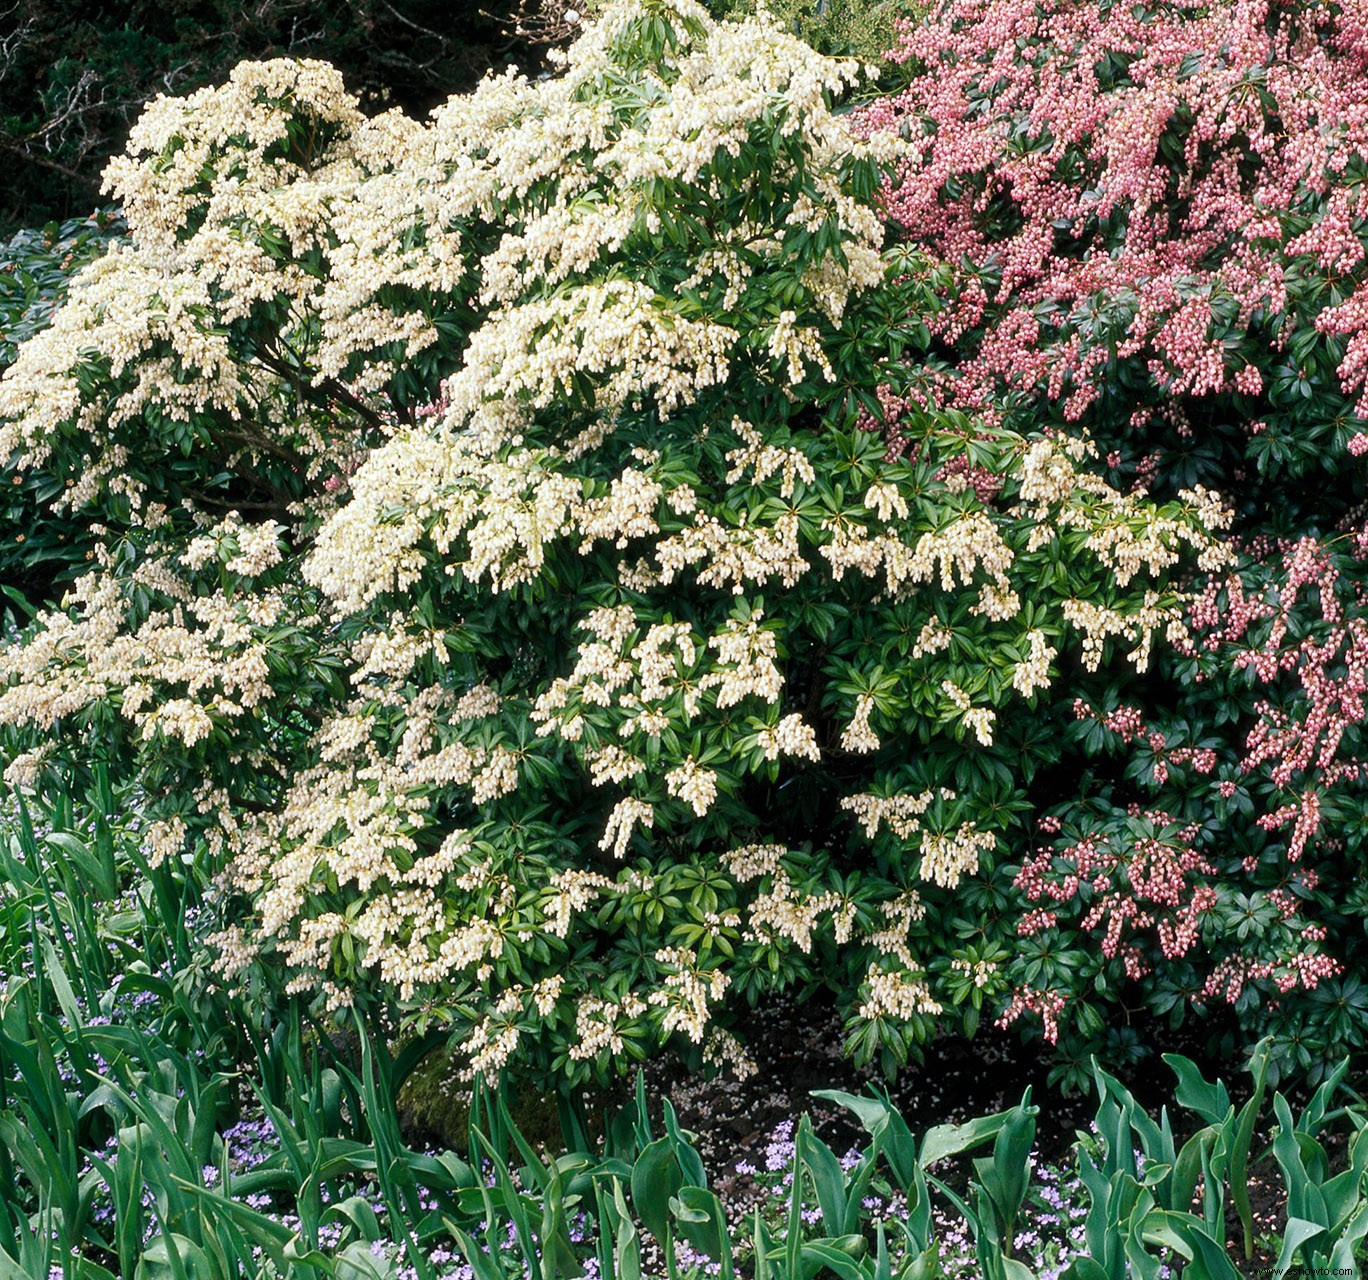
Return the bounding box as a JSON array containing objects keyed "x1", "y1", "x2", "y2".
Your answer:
[{"x1": 0, "y1": 0, "x2": 1221, "y2": 1084}]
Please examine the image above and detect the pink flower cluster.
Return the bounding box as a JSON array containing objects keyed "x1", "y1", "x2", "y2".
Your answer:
[
  {"x1": 1202, "y1": 534, "x2": 1368, "y2": 817},
  {"x1": 1202, "y1": 950, "x2": 1340, "y2": 1004},
  {"x1": 996, "y1": 985, "x2": 1067, "y2": 1044},
  {"x1": 1014, "y1": 817, "x2": 1218, "y2": 979},
  {"x1": 1070, "y1": 698, "x2": 1215, "y2": 781}
]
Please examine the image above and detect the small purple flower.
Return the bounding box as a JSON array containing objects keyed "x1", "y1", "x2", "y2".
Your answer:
[{"x1": 765, "y1": 1120, "x2": 796, "y2": 1171}]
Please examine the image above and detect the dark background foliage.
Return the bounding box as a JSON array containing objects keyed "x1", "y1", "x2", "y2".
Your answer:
[{"x1": 0, "y1": 0, "x2": 558, "y2": 234}]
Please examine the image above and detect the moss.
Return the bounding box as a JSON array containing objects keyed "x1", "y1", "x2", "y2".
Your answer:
[
  {"x1": 702, "y1": 0, "x2": 916, "y2": 65},
  {"x1": 397, "y1": 1044, "x2": 472, "y2": 1149},
  {"x1": 397, "y1": 1042, "x2": 623, "y2": 1153}
]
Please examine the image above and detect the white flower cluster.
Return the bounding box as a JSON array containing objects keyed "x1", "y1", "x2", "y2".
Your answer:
[
  {"x1": 702, "y1": 1028, "x2": 759, "y2": 1080},
  {"x1": 655, "y1": 509, "x2": 809, "y2": 596},
  {"x1": 545, "y1": 869, "x2": 617, "y2": 938},
  {"x1": 465, "y1": 992, "x2": 526, "y2": 1080},
  {"x1": 1, "y1": 744, "x2": 51, "y2": 788},
  {"x1": 225, "y1": 520, "x2": 286, "y2": 577},
  {"x1": 858, "y1": 963, "x2": 943, "y2": 1021},
  {"x1": 143, "y1": 816, "x2": 188, "y2": 869},
  {"x1": 207, "y1": 924, "x2": 257, "y2": 986},
  {"x1": 918, "y1": 823, "x2": 998, "y2": 889},
  {"x1": 599, "y1": 797, "x2": 655, "y2": 859},
  {"x1": 818, "y1": 508, "x2": 1018, "y2": 615},
  {"x1": 648, "y1": 947, "x2": 730, "y2": 1043},
  {"x1": 747, "y1": 873, "x2": 847, "y2": 953},
  {"x1": 756, "y1": 713, "x2": 821, "y2": 762},
  {"x1": 911, "y1": 618, "x2": 953, "y2": 658},
  {"x1": 666, "y1": 759, "x2": 720, "y2": 816},
  {"x1": 949, "y1": 956, "x2": 999, "y2": 989},
  {"x1": 0, "y1": 251, "x2": 256, "y2": 518},
  {"x1": 1011, "y1": 629, "x2": 1057, "y2": 698},
  {"x1": 1015, "y1": 439, "x2": 1232, "y2": 585},
  {"x1": 1063, "y1": 592, "x2": 1186, "y2": 673},
  {"x1": 862, "y1": 891, "x2": 927, "y2": 967},
  {"x1": 569, "y1": 990, "x2": 649, "y2": 1062},
  {"x1": 0, "y1": 569, "x2": 274, "y2": 743},
  {"x1": 941, "y1": 680, "x2": 996, "y2": 746},
  {"x1": 841, "y1": 788, "x2": 940, "y2": 840},
  {"x1": 703, "y1": 610, "x2": 783, "y2": 708},
  {"x1": 840, "y1": 693, "x2": 881, "y2": 754},
  {"x1": 722, "y1": 843, "x2": 789, "y2": 882}
]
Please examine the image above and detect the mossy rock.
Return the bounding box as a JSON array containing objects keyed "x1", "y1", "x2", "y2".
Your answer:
[
  {"x1": 397, "y1": 1041, "x2": 622, "y2": 1153},
  {"x1": 702, "y1": 0, "x2": 912, "y2": 65}
]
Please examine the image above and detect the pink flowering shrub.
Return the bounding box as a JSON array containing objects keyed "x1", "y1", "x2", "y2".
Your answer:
[
  {"x1": 868, "y1": 0, "x2": 1368, "y2": 1081},
  {"x1": 870, "y1": 0, "x2": 1368, "y2": 460}
]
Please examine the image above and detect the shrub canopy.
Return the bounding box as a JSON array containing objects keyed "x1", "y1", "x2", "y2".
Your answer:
[
  {"x1": 0, "y1": 0, "x2": 544, "y2": 234},
  {"x1": 1, "y1": 0, "x2": 1346, "y2": 1087}
]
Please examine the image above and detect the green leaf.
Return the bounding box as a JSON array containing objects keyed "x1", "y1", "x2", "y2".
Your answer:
[
  {"x1": 444, "y1": 1220, "x2": 508, "y2": 1280},
  {"x1": 134, "y1": 1234, "x2": 214, "y2": 1280},
  {"x1": 631, "y1": 1137, "x2": 682, "y2": 1247},
  {"x1": 1059, "y1": 1260, "x2": 1110, "y2": 1280},
  {"x1": 661, "y1": 1098, "x2": 706, "y2": 1189},
  {"x1": 1169, "y1": 1127, "x2": 1218, "y2": 1218},
  {"x1": 1180, "y1": 1225, "x2": 1245, "y2": 1280},
  {"x1": 797, "y1": 1115, "x2": 849, "y2": 1235},
  {"x1": 1328, "y1": 1199, "x2": 1368, "y2": 1270},
  {"x1": 798, "y1": 1242, "x2": 868, "y2": 1280},
  {"x1": 1230, "y1": 1040, "x2": 1271, "y2": 1257},
  {"x1": 920, "y1": 1110, "x2": 1009, "y2": 1167},
  {"x1": 607, "y1": 1178, "x2": 641, "y2": 1280},
  {"x1": 1160, "y1": 1055, "x2": 1236, "y2": 1126},
  {"x1": 672, "y1": 1185, "x2": 731, "y2": 1276},
  {"x1": 1273, "y1": 1218, "x2": 1324, "y2": 1274}
]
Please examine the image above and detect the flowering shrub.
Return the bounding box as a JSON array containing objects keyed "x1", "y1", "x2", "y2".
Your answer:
[
  {"x1": 869, "y1": 0, "x2": 1368, "y2": 455},
  {"x1": 0, "y1": 0, "x2": 1232, "y2": 1087},
  {"x1": 867, "y1": 0, "x2": 1368, "y2": 1080}
]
